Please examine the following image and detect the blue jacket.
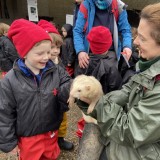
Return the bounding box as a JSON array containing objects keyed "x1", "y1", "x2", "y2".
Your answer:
[{"x1": 73, "y1": 0, "x2": 132, "y2": 60}]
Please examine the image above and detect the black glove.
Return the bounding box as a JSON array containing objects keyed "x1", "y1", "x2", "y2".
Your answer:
[
  {"x1": 75, "y1": 98, "x2": 89, "y2": 114},
  {"x1": 75, "y1": 98, "x2": 97, "y2": 119}
]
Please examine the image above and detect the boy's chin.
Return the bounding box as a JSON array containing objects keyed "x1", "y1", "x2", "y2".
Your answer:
[
  {"x1": 51, "y1": 56, "x2": 57, "y2": 60},
  {"x1": 40, "y1": 66, "x2": 46, "y2": 69}
]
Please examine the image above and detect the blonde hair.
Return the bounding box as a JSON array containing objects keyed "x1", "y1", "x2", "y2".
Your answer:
[
  {"x1": 141, "y1": 3, "x2": 160, "y2": 45},
  {"x1": 49, "y1": 33, "x2": 63, "y2": 47},
  {"x1": 0, "y1": 23, "x2": 10, "y2": 36}
]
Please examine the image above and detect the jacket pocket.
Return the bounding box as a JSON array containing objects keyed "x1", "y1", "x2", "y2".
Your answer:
[{"x1": 137, "y1": 144, "x2": 160, "y2": 159}]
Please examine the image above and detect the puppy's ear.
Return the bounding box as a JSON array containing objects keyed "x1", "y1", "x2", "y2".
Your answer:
[{"x1": 85, "y1": 85, "x2": 91, "y2": 91}]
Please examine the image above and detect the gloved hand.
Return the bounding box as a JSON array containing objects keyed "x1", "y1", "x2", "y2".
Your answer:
[
  {"x1": 75, "y1": 98, "x2": 97, "y2": 119},
  {"x1": 75, "y1": 98, "x2": 89, "y2": 114}
]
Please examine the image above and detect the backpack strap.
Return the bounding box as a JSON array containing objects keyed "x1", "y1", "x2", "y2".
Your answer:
[{"x1": 111, "y1": 0, "x2": 119, "y2": 22}]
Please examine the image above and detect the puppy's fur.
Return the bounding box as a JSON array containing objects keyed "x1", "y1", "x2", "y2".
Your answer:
[{"x1": 68, "y1": 75, "x2": 103, "y2": 124}]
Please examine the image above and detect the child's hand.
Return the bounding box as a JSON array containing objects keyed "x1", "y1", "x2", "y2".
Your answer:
[
  {"x1": 82, "y1": 111, "x2": 97, "y2": 124},
  {"x1": 78, "y1": 52, "x2": 89, "y2": 68},
  {"x1": 68, "y1": 63, "x2": 71, "y2": 66},
  {"x1": 123, "y1": 48, "x2": 132, "y2": 60}
]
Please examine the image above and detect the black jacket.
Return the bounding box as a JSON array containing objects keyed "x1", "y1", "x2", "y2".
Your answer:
[
  {"x1": 61, "y1": 24, "x2": 75, "y2": 67},
  {"x1": 0, "y1": 60, "x2": 72, "y2": 152},
  {"x1": 0, "y1": 36, "x2": 19, "y2": 72},
  {"x1": 85, "y1": 52, "x2": 122, "y2": 94},
  {"x1": 119, "y1": 45, "x2": 139, "y2": 84}
]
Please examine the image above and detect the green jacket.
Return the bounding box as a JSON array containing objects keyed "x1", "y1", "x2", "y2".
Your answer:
[{"x1": 92, "y1": 60, "x2": 160, "y2": 160}]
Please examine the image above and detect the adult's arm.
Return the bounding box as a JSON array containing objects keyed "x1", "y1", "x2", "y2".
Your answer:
[
  {"x1": 92, "y1": 80, "x2": 160, "y2": 148},
  {"x1": 73, "y1": 2, "x2": 87, "y2": 54}
]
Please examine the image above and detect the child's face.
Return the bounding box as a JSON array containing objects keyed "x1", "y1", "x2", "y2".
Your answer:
[
  {"x1": 24, "y1": 41, "x2": 51, "y2": 75},
  {"x1": 61, "y1": 27, "x2": 67, "y2": 38},
  {"x1": 50, "y1": 43, "x2": 61, "y2": 61}
]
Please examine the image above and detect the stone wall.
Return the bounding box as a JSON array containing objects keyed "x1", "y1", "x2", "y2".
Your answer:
[
  {"x1": 1, "y1": 0, "x2": 159, "y2": 27},
  {"x1": 123, "y1": 0, "x2": 160, "y2": 10},
  {"x1": 0, "y1": 0, "x2": 74, "y2": 28},
  {"x1": 48, "y1": 0, "x2": 74, "y2": 28}
]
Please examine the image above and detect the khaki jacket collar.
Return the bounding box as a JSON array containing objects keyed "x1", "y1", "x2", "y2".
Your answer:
[{"x1": 132, "y1": 60, "x2": 160, "y2": 90}]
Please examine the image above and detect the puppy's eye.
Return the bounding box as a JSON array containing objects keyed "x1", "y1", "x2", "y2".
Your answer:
[{"x1": 78, "y1": 89, "x2": 81, "y2": 92}]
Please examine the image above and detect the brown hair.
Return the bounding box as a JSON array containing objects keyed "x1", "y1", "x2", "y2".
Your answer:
[
  {"x1": 0, "y1": 23, "x2": 10, "y2": 36},
  {"x1": 131, "y1": 27, "x2": 137, "y2": 40},
  {"x1": 49, "y1": 33, "x2": 63, "y2": 47},
  {"x1": 140, "y1": 3, "x2": 160, "y2": 45}
]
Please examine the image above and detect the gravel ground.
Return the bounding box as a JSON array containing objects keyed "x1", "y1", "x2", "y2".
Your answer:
[
  {"x1": 0, "y1": 102, "x2": 82, "y2": 160},
  {"x1": 58, "y1": 106, "x2": 82, "y2": 160}
]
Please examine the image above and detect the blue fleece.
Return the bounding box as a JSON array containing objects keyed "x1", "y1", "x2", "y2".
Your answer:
[
  {"x1": 73, "y1": 0, "x2": 132, "y2": 60},
  {"x1": 17, "y1": 59, "x2": 53, "y2": 83}
]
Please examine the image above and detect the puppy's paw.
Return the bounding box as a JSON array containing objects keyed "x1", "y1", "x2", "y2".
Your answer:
[
  {"x1": 87, "y1": 108, "x2": 92, "y2": 114},
  {"x1": 82, "y1": 112, "x2": 97, "y2": 124},
  {"x1": 68, "y1": 97, "x2": 75, "y2": 108},
  {"x1": 87, "y1": 103, "x2": 96, "y2": 114}
]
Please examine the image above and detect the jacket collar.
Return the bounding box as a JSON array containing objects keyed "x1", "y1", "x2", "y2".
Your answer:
[
  {"x1": 132, "y1": 60, "x2": 160, "y2": 90},
  {"x1": 14, "y1": 58, "x2": 54, "y2": 78}
]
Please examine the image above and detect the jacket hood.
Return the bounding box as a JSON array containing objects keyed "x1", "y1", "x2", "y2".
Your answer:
[{"x1": 62, "y1": 24, "x2": 73, "y2": 37}]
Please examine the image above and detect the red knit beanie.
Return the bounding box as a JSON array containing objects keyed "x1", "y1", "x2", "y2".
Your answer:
[
  {"x1": 8, "y1": 19, "x2": 51, "y2": 58},
  {"x1": 87, "y1": 26, "x2": 112, "y2": 54},
  {"x1": 37, "y1": 20, "x2": 60, "y2": 35}
]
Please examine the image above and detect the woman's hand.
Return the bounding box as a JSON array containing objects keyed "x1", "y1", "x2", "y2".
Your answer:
[
  {"x1": 123, "y1": 47, "x2": 132, "y2": 60},
  {"x1": 78, "y1": 52, "x2": 89, "y2": 68}
]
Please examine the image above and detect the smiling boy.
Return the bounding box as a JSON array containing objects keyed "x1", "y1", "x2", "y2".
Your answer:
[
  {"x1": 38, "y1": 19, "x2": 74, "y2": 151},
  {"x1": 0, "y1": 19, "x2": 72, "y2": 160}
]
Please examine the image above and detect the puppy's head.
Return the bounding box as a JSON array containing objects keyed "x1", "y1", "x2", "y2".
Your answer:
[
  {"x1": 70, "y1": 75, "x2": 103, "y2": 99},
  {"x1": 70, "y1": 81, "x2": 92, "y2": 99}
]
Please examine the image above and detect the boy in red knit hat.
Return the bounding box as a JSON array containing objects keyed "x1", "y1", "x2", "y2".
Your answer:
[
  {"x1": 38, "y1": 19, "x2": 74, "y2": 151},
  {"x1": 86, "y1": 26, "x2": 122, "y2": 94},
  {"x1": 0, "y1": 19, "x2": 72, "y2": 160},
  {"x1": 38, "y1": 20, "x2": 63, "y2": 66},
  {"x1": 76, "y1": 26, "x2": 122, "y2": 139}
]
